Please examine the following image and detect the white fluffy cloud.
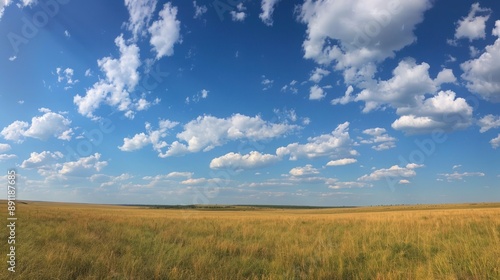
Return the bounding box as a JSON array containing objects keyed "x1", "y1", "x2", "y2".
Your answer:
[
  {"x1": 165, "y1": 114, "x2": 299, "y2": 157},
  {"x1": 348, "y1": 59, "x2": 470, "y2": 134},
  {"x1": 326, "y1": 158, "x2": 357, "y2": 166},
  {"x1": 59, "y1": 153, "x2": 108, "y2": 177},
  {"x1": 20, "y1": 151, "x2": 64, "y2": 169},
  {"x1": 331, "y1": 86, "x2": 355, "y2": 105},
  {"x1": 1, "y1": 108, "x2": 72, "y2": 142},
  {"x1": 0, "y1": 143, "x2": 11, "y2": 153},
  {"x1": 23, "y1": 109, "x2": 73, "y2": 141},
  {"x1": 309, "y1": 67, "x2": 330, "y2": 83},
  {"x1": 1, "y1": 121, "x2": 28, "y2": 143},
  {"x1": 259, "y1": 0, "x2": 281, "y2": 26},
  {"x1": 125, "y1": 0, "x2": 158, "y2": 40},
  {"x1": 299, "y1": 0, "x2": 431, "y2": 75},
  {"x1": 56, "y1": 67, "x2": 78, "y2": 88},
  {"x1": 210, "y1": 151, "x2": 279, "y2": 170},
  {"x1": 434, "y1": 68, "x2": 457, "y2": 86},
  {"x1": 438, "y1": 171, "x2": 485, "y2": 182},
  {"x1": 359, "y1": 163, "x2": 423, "y2": 181},
  {"x1": 454, "y1": 3, "x2": 491, "y2": 41},
  {"x1": 0, "y1": 0, "x2": 12, "y2": 19},
  {"x1": 166, "y1": 171, "x2": 193, "y2": 178},
  {"x1": 0, "y1": 154, "x2": 16, "y2": 161},
  {"x1": 490, "y1": 134, "x2": 500, "y2": 149},
  {"x1": 493, "y1": 20, "x2": 500, "y2": 37},
  {"x1": 276, "y1": 122, "x2": 356, "y2": 160},
  {"x1": 355, "y1": 59, "x2": 438, "y2": 112},
  {"x1": 231, "y1": 3, "x2": 246, "y2": 22},
  {"x1": 309, "y1": 85, "x2": 326, "y2": 100},
  {"x1": 360, "y1": 128, "x2": 396, "y2": 151},
  {"x1": 148, "y1": 2, "x2": 181, "y2": 59},
  {"x1": 392, "y1": 90, "x2": 473, "y2": 134},
  {"x1": 289, "y1": 164, "x2": 319, "y2": 176},
  {"x1": 461, "y1": 38, "x2": 500, "y2": 102},
  {"x1": 478, "y1": 115, "x2": 500, "y2": 133},
  {"x1": 74, "y1": 35, "x2": 143, "y2": 119},
  {"x1": 119, "y1": 119, "x2": 178, "y2": 156}
]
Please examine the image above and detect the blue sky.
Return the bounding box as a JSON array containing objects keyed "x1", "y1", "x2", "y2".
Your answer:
[{"x1": 0, "y1": 0, "x2": 499, "y2": 206}]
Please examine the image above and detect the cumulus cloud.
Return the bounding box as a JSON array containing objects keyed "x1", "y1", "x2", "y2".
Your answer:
[
  {"x1": 148, "y1": 2, "x2": 181, "y2": 59},
  {"x1": 490, "y1": 134, "x2": 500, "y2": 149},
  {"x1": 0, "y1": 0, "x2": 12, "y2": 19},
  {"x1": 1, "y1": 108, "x2": 72, "y2": 142},
  {"x1": 276, "y1": 122, "x2": 356, "y2": 160},
  {"x1": 309, "y1": 67, "x2": 330, "y2": 83},
  {"x1": 348, "y1": 59, "x2": 471, "y2": 134},
  {"x1": 165, "y1": 114, "x2": 299, "y2": 157},
  {"x1": 210, "y1": 151, "x2": 279, "y2": 170},
  {"x1": 119, "y1": 119, "x2": 178, "y2": 156},
  {"x1": 461, "y1": 38, "x2": 500, "y2": 102},
  {"x1": 478, "y1": 114, "x2": 500, "y2": 133},
  {"x1": 289, "y1": 164, "x2": 320, "y2": 176},
  {"x1": 259, "y1": 0, "x2": 281, "y2": 26},
  {"x1": 356, "y1": 59, "x2": 438, "y2": 112},
  {"x1": 438, "y1": 171, "x2": 485, "y2": 182},
  {"x1": 454, "y1": 3, "x2": 491, "y2": 41},
  {"x1": 331, "y1": 86, "x2": 355, "y2": 105},
  {"x1": 1, "y1": 121, "x2": 28, "y2": 143},
  {"x1": 309, "y1": 85, "x2": 326, "y2": 100},
  {"x1": 0, "y1": 143, "x2": 11, "y2": 153},
  {"x1": 434, "y1": 68, "x2": 457, "y2": 86},
  {"x1": 298, "y1": 0, "x2": 432, "y2": 78},
  {"x1": 392, "y1": 90, "x2": 473, "y2": 134},
  {"x1": 59, "y1": 153, "x2": 108, "y2": 177},
  {"x1": 230, "y1": 3, "x2": 246, "y2": 22},
  {"x1": 399, "y1": 179, "x2": 410, "y2": 184},
  {"x1": 326, "y1": 158, "x2": 357, "y2": 166},
  {"x1": 124, "y1": 0, "x2": 158, "y2": 40},
  {"x1": 20, "y1": 151, "x2": 64, "y2": 169},
  {"x1": 74, "y1": 35, "x2": 143, "y2": 119},
  {"x1": 360, "y1": 127, "x2": 396, "y2": 150},
  {"x1": 359, "y1": 163, "x2": 423, "y2": 181},
  {"x1": 493, "y1": 20, "x2": 500, "y2": 37},
  {"x1": 56, "y1": 67, "x2": 78, "y2": 88}
]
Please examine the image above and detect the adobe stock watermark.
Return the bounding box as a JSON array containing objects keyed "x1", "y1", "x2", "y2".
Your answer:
[
  {"x1": 7, "y1": 0, "x2": 70, "y2": 55},
  {"x1": 211, "y1": 0, "x2": 244, "y2": 21},
  {"x1": 6, "y1": 169, "x2": 17, "y2": 273}
]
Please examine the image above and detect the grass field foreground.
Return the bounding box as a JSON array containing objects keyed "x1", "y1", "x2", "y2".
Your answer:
[{"x1": 1, "y1": 202, "x2": 499, "y2": 279}]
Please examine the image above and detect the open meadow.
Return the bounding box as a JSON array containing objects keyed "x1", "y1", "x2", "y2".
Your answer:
[{"x1": 1, "y1": 201, "x2": 499, "y2": 279}]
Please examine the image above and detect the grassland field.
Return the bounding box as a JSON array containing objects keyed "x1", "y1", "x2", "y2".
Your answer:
[{"x1": 1, "y1": 201, "x2": 499, "y2": 279}]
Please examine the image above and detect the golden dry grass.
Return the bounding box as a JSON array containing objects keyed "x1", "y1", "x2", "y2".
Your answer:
[{"x1": 1, "y1": 201, "x2": 499, "y2": 279}]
